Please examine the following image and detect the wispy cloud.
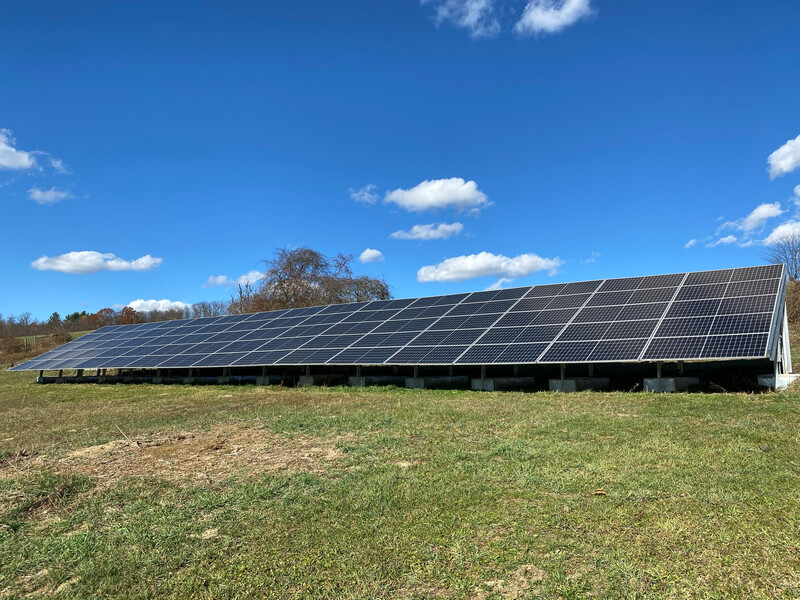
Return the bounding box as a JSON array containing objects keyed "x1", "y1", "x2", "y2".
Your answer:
[
  {"x1": 580, "y1": 251, "x2": 600, "y2": 264},
  {"x1": 484, "y1": 277, "x2": 515, "y2": 291},
  {"x1": 359, "y1": 248, "x2": 385, "y2": 263},
  {"x1": 203, "y1": 270, "x2": 263, "y2": 287},
  {"x1": 684, "y1": 239, "x2": 697, "y2": 249},
  {"x1": 127, "y1": 299, "x2": 192, "y2": 313},
  {"x1": 417, "y1": 251, "x2": 562, "y2": 282},
  {"x1": 349, "y1": 183, "x2": 379, "y2": 204},
  {"x1": 768, "y1": 134, "x2": 800, "y2": 179},
  {"x1": 422, "y1": 0, "x2": 593, "y2": 37},
  {"x1": 706, "y1": 235, "x2": 737, "y2": 248},
  {"x1": 390, "y1": 222, "x2": 464, "y2": 240},
  {"x1": 50, "y1": 158, "x2": 70, "y2": 174},
  {"x1": 385, "y1": 178, "x2": 489, "y2": 214},
  {"x1": 422, "y1": 0, "x2": 500, "y2": 38},
  {"x1": 31, "y1": 251, "x2": 162, "y2": 274},
  {"x1": 28, "y1": 186, "x2": 72, "y2": 205},
  {"x1": 515, "y1": 0, "x2": 594, "y2": 35},
  {"x1": 719, "y1": 202, "x2": 785, "y2": 235}
]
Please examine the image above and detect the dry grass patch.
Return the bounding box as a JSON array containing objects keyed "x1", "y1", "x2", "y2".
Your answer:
[
  {"x1": 472, "y1": 564, "x2": 548, "y2": 599},
  {"x1": 3, "y1": 423, "x2": 350, "y2": 487}
]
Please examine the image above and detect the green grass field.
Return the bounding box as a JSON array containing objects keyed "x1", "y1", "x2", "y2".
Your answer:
[{"x1": 1, "y1": 366, "x2": 799, "y2": 599}]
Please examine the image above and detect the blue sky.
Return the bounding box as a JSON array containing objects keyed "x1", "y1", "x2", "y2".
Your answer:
[{"x1": 2, "y1": 0, "x2": 800, "y2": 319}]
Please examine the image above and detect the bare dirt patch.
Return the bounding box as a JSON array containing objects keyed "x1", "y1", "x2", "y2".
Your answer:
[
  {"x1": 8, "y1": 424, "x2": 349, "y2": 487},
  {"x1": 472, "y1": 564, "x2": 548, "y2": 599}
]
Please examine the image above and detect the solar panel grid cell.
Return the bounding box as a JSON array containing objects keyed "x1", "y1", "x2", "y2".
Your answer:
[
  {"x1": 654, "y1": 317, "x2": 714, "y2": 338},
  {"x1": 590, "y1": 339, "x2": 648, "y2": 361},
  {"x1": 495, "y1": 311, "x2": 539, "y2": 327},
  {"x1": 718, "y1": 295, "x2": 775, "y2": 314},
  {"x1": 643, "y1": 336, "x2": 706, "y2": 360},
  {"x1": 667, "y1": 299, "x2": 722, "y2": 318},
  {"x1": 710, "y1": 313, "x2": 771, "y2": 335},
  {"x1": 495, "y1": 343, "x2": 549, "y2": 363},
  {"x1": 514, "y1": 325, "x2": 564, "y2": 343},
  {"x1": 598, "y1": 277, "x2": 643, "y2": 292},
  {"x1": 603, "y1": 319, "x2": 659, "y2": 339},
  {"x1": 456, "y1": 345, "x2": 504, "y2": 364},
  {"x1": 540, "y1": 341, "x2": 599, "y2": 363},
  {"x1": 701, "y1": 333, "x2": 768, "y2": 358},
  {"x1": 547, "y1": 294, "x2": 591, "y2": 309},
  {"x1": 586, "y1": 290, "x2": 634, "y2": 307},
  {"x1": 476, "y1": 328, "x2": 522, "y2": 344}
]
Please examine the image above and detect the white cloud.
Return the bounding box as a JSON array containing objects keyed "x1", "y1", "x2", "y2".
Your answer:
[
  {"x1": 31, "y1": 251, "x2": 163, "y2": 274},
  {"x1": 359, "y1": 248, "x2": 385, "y2": 263},
  {"x1": 204, "y1": 275, "x2": 233, "y2": 287},
  {"x1": 417, "y1": 251, "x2": 563, "y2": 282},
  {"x1": 349, "y1": 184, "x2": 379, "y2": 204},
  {"x1": 28, "y1": 186, "x2": 72, "y2": 205},
  {"x1": 203, "y1": 270, "x2": 264, "y2": 288},
  {"x1": 740, "y1": 202, "x2": 784, "y2": 231},
  {"x1": 515, "y1": 0, "x2": 593, "y2": 35},
  {"x1": 580, "y1": 251, "x2": 600, "y2": 264},
  {"x1": 0, "y1": 129, "x2": 36, "y2": 170},
  {"x1": 768, "y1": 134, "x2": 800, "y2": 179},
  {"x1": 712, "y1": 202, "x2": 785, "y2": 247},
  {"x1": 706, "y1": 235, "x2": 737, "y2": 248},
  {"x1": 684, "y1": 239, "x2": 697, "y2": 249},
  {"x1": 237, "y1": 270, "x2": 263, "y2": 285},
  {"x1": 764, "y1": 221, "x2": 800, "y2": 245},
  {"x1": 793, "y1": 184, "x2": 800, "y2": 206},
  {"x1": 390, "y1": 222, "x2": 464, "y2": 240},
  {"x1": 423, "y1": 0, "x2": 500, "y2": 38},
  {"x1": 126, "y1": 299, "x2": 192, "y2": 313},
  {"x1": 385, "y1": 178, "x2": 489, "y2": 213}
]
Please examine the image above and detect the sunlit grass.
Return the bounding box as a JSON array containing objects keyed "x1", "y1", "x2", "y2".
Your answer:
[{"x1": 1, "y1": 367, "x2": 798, "y2": 598}]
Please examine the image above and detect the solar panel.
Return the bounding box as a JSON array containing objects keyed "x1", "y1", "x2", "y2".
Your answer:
[{"x1": 9, "y1": 264, "x2": 787, "y2": 372}]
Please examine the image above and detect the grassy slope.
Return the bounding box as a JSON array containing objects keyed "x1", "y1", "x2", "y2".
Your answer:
[{"x1": 1, "y1": 368, "x2": 799, "y2": 599}]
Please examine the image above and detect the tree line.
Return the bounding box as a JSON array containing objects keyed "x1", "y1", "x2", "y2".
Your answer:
[{"x1": 2, "y1": 248, "x2": 390, "y2": 339}]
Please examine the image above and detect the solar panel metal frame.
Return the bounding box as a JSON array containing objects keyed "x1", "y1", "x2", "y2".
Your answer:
[{"x1": 9, "y1": 265, "x2": 788, "y2": 371}]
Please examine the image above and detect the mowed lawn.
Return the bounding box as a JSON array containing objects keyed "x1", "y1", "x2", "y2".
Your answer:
[{"x1": 1, "y1": 368, "x2": 799, "y2": 599}]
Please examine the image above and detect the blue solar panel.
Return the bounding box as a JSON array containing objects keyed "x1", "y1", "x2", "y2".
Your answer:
[{"x1": 9, "y1": 264, "x2": 786, "y2": 371}]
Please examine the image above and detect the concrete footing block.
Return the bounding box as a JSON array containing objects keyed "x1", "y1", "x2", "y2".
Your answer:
[
  {"x1": 405, "y1": 376, "x2": 469, "y2": 389},
  {"x1": 643, "y1": 377, "x2": 699, "y2": 393},
  {"x1": 348, "y1": 375, "x2": 407, "y2": 387},
  {"x1": 549, "y1": 377, "x2": 610, "y2": 392},
  {"x1": 256, "y1": 375, "x2": 285, "y2": 386},
  {"x1": 298, "y1": 374, "x2": 348, "y2": 387},
  {"x1": 758, "y1": 373, "x2": 800, "y2": 390},
  {"x1": 471, "y1": 377, "x2": 536, "y2": 392}
]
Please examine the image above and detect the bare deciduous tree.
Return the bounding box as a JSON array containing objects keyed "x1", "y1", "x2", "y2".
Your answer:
[
  {"x1": 192, "y1": 300, "x2": 228, "y2": 318},
  {"x1": 229, "y1": 247, "x2": 392, "y2": 313},
  {"x1": 762, "y1": 232, "x2": 800, "y2": 281}
]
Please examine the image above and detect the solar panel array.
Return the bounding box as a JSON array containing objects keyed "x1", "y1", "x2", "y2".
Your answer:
[{"x1": 11, "y1": 264, "x2": 786, "y2": 372}]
